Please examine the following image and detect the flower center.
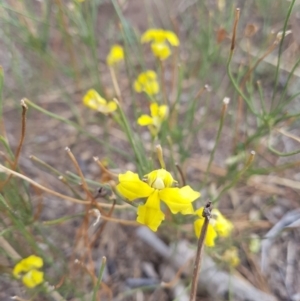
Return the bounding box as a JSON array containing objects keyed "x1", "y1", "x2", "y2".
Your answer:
[
  {"x1": 146, "y1": 169, "x2": 174, "y2": 190},
  {"x1": 152, "y1": 177, "x2": 165, "y2": 189}
]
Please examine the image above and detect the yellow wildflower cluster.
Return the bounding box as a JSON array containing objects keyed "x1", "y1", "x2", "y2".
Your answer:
[
  {"x1": 13, "y1": 255, "x2": 44, "y2": 288},
  {"x1": 106, "y1": 44, "x2": 124, "y2": 66},
  {"x1": 116, "y1": 168, "x2": 200, "y2": 231},
  {"x1": 83, "y1": 89, "x2": 117, "y2": 114},
  {"x1": 137, "y1": 102, "x2": 168, "y2": 136},
  {"x1": 133, "y1": 70, "x2": 160, "y2": 96},
  {"x1": 194, "y1": 207, "x2": 233, "y2": 247},
  {"x1": 141, "y1": 29, "x2": 180, "y2": 60}
]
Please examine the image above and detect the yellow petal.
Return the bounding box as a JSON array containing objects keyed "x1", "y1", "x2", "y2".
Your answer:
[
  {"x1": 195, "y1": 207, "x2": 204, "y2": 218},
  {"x1": 212, "y1": 209, "x2": 233, "y2": 237},
  {"x1": 159, "y1": 186, "x2": 198, "y2": 214},
  {"x1": 116, "y1": 171, "x2": 154, "y2": 201},
  {"x1": 102, "y1": 101, "x2": 117, "y2": 113},
  {"x1": 194, "y1": 219, "x2": 217, "y2": 247},
  {"x1": 137, "y1": 115, "x2": 153, "y2": 126},
  {"x1": 158, "y1": 105, "x2": 168, "y2": 119},
  {"x1": 133, "y1": 80, "x2": 143, "y2": 93},
  {"x1": 151, "y1": 42, "x2": 171, "y2": 60},
  {"x1": 141, "y1": 29, "x2": 161, "y2": 43},
  {"x1": 13, "y1": 255, "x2": 43, "y2": 277},
  {"x1": 133, "y1": 71, "x2": 159, "y2": 95},
  {"x1": 83, "y1": 89, "x2": 107, "y2": 110},
  {"x1": 22, "y1": 270, "x2": 44, "y2": 288},
  {"x1": 106, "y1": 44, "x2": 124, "y2": 66},
  {"x1": 180, "y1": 186, "x2": 201, "y2": 202},
  {"x1": 144, "y1": 81, "x2": 159, "y2": 95},
  {"x1": 141, "y1": 29, "x2": 179, "y2": 46},
  {"x1": 144, "y1": 70, "x2": 157, "y2": 80},
  {"x1": 164, "y1": 30, "x2": 180, "y2": 46},
  {"x1": 150, "y1": 102, "x2": 159, "y2": 117},
  {"x1": 136, "y1": 190, "x2": 165, "y2": 231}
]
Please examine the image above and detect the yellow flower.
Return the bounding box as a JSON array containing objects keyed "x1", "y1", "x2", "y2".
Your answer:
[
  {"x1": 194, "y1": 207, "x2": 233, "y2": 247},
  {"x1": 116, "y1": 169, "x2": 200, "y2": 231},
  {"x1": 141, "y1": 29, "x2": 180, "y2": 46},
  {"x1": 222, "y1": 247, "x2": 240, "y2": 267},
  {"x1": 141, "y1": 29, "x2": 179, "y2": 60},
  {"x1": 13, "y1": 255, "x2": 44, "y2": 288},
  {"x1": 137, "y1": 102, "x2": 168, "y2": 136},
  {"x1": 151, "y1": 42, "x2": 171, "y2": 60},
  {"x1": 106, "y1": 44, "x2": 124, "y2": 66},
  {"x1": 211, "y1": 208, "x2": 234, "y2": 237},
  {"x1": 83, "y1": 89, "x2": 117, "y2": 114},
  {"x1": 133, "y1": 70, "x2": 159, "y2": 95}
]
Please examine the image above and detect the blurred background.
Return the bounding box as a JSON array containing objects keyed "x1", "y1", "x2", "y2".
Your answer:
[{"x1": 1, "y1": 0, "x2": 300, "y2": 300}]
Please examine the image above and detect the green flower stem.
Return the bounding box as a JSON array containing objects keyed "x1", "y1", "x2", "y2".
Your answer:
[
  {"x1": 167, "y1": 135, "x2": 180, "y2": 180},
  {"x1": 273, "y1": 91, "x2": 300, "y2": 116},
  {"x1": 42, "y1": 212, "x2": 84, "y2": 225},
  {"x1": 0, "y1": 66, "x2": 4, "y2": 136},
  {"x1": 213, "y1": 151, "x2": 255, "y2": 204},
  {"x1": 0, "y1": 136, "x2": 14, "y2": 160},
  {"x1": 226, "y1": 9, "x2": 260, "y2": 118},
  {"x1": 92, "y1": 256, "x2": 107, "y2": 301},
  {"x1": 30, "y1": 155, "x2": 83, "y2": 199},
  {"x1": 271, "y1": 0, "x2": 296, "y2": 108},
  {"x1": 256, "y1": 81, "x2": 267, "y2": 114},
  {"x1": 115, "y1": 99, "x2": 146, "y2": 174},
  {"x1": 227, "y1": 53, "x2": 259, "y2": 118},
  {"x1": 274, "y1": 56, "x2": 300, "y2": 113},
  {"x1": 267, "y1": 130, "x2": 300, "y2": 157},
  {"x1": 24, "y1": 99, "x2": 131, "y2": 159},
  {"x1": 203, "y1": 98, "x2": 229, "y2": 185},
  {"x1": 0, "y1": 194, "x2": 40, "y2": 254},
  {"x1": 65, "y1": 171, "x2": 110, "y2": 189}
]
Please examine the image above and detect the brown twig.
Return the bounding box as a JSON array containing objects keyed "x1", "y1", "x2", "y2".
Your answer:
[
  {"x1": 0, "y1": 99, "x2": 27, "y2": 190},
  {"x1": 65, "y1": 147, "x2": 94, "y2": 200},
  {"x1": 230, "y1": 8, "x2": 240, "y2": 54},
  {"x1": 189, "y1": 201, "x2": 212, "y2": 301},
  {"x1": 0, "y1": 163, "x2": 129, "y2": 209},
  {"x1": 175, "y1": 163, "x2": 186, "y2": 186}
]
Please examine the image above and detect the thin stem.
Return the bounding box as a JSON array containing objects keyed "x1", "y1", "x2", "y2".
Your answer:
[
  {"x1": 213, "y1": 151, "x2": 255, "y2": 203},
  {"x1": 271, "y1": 0, "x2": 296, "y2": 107},
  {"x1": 189, "y1": 201, "x2": 212, "y2": 301},
  {"x1": 175, "y1": 163, "x2": 186, "y2": 186},
  {"x1": 54, "y1": 0, "x2": 80, "y2": 90},
  {"x1": 114, "y1": 99, "x2": 146, "y2": 174},
  {"x1": 109, "y1": 66, "x2": 123, "y2": 103},
  {"x1": 156, "y1": 144, "x2": 166, "y2": 169},
  {"x1": 12, "y1": 99, "x2": 27, "y2": 170},
  {"x1": 204, "y1": 98, "x2": 229, "y2": 185},
  {"x1": 92, "y1": 256, "x2": 107, "y2": 301},
  {"x1": 0, "y1": 66, "x2": 5, "y2": 137},
  {"x1": 0, "y1": 163, "x2": 127, "y2": 209},
  {"x1": 227, "y1": 8, "x2": 261, "y2": 118},
  {"x1": 65, "y1": 147, "x2": 93, "y2": 199},
  {"x1": 24, "y1": 99, "x2": 131, "y2": 159},
  {"x1": 0, "y1": 100, "x2": 28, "y2": 190},
  {"x1": 159, "y1": 60, "x2": 168, "y2": 105},
  {"x1": 268, "y1": 131, "x2": 300, "y2": 157}
]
